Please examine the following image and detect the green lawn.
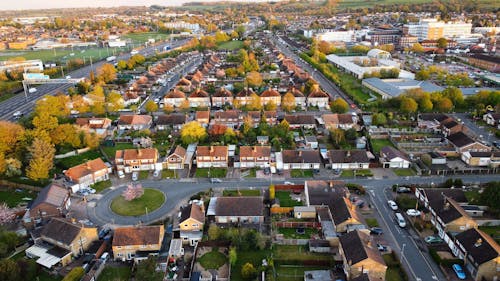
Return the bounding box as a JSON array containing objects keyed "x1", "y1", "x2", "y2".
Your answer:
[
  {"x1": 0, "y1": 47, "x2": 127, "y2": 62},
  {"x1": 55, "y1": 150, "x2": 103, "y2": 170},
  {"x1": 393, "y1": 169, "x2": 416, "y2": 177},
  {"x1": 464, "y1": 190, "x2": 481, "y2": 204},
  {"x1": 290, "y1": 170, "x2": 314, "y2": 178},
  {"x1": 273, "y1": 245, "x2": 333, "y2": 262},
  {"x1": 341, "y1": 169, "x2": 373, "y2": 177},
  {"x1": 479, "y1": 225, "x2": 500, "y2": 244},
  {"x1": 278, "y1": 227, "x2": 318, "y2": 239},
  {"x1": 110, "y1": 188, "x2": 165, "y2": 216},
  {"x1": 91, "y1": 180, "x2": 112, "y2": 193},
  {"x1": 0, "y1": 189, "x2": 37, "y2": 208},
  {"x1": 197, "y1": 249, "x2": 227, "y2": 270},
  {"x1": 365, "y1": 218, "x2": 379, "y2": 228},
  {"x1": 276, "y1": 266, "x2": 331, "y2": 281},
  {"x1": 161, "y1": 169, "x2": 178, "y2": 179},
  {"x1": 122, "y1": 32, "x2": 170, "y2": 45},
  {"x1": 243, "y1": 168, "x2": 256, "y2": 178},
  {"x1": 101, "y1": 143, "x2": 136, "y2": 159},
  {"x1": 223, "y1": 189, "x2": 260, "y2": 196},
  {"x1": 139, "y1": 170, "x2": 149, "y2": 180},
  {"x1": 195, "y1": 168, "x2": 227, "y2": 178},
  {"x1": 217, "y1": 40, "x2": 244, "y2": 50},
  {"x1": 371, "y1": 139, "x2": 394, "y2": 154},
  {"x1": 97, "y1": 266, "x2": 131, "y2": 281},
  {"x1": 232, "y1": 249, "x2": 271, "y2": 281},
  {"x1": 275, "y1": 191, "x2": 303, "y2": 207}
]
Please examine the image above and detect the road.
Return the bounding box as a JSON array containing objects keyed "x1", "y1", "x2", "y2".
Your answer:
[
  {"x1": 0, "y1": 39, "x2": 190, "y2": 121},
  {"x1": 272, "y1": 34, "x2": 359, "y2": 112},
  {"x1": 451, "y1": 112, "x2": 499, "y2": 145}
]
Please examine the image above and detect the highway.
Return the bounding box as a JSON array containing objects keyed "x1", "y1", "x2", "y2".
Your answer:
[{"x1": 0, "y1": 38, "x2": 190, "y2": 121}]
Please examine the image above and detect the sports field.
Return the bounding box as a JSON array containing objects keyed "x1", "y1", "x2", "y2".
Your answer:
[{"x1": 0, "y1": 46, "x2": 129, "y2": 63}]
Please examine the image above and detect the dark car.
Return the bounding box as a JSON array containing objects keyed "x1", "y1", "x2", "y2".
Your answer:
[
  {"x1": 370, "y1": 227, "x2": 383, "y2": 235},
  {"x1": 264, "y1": 167, "x2": 271, "y2": 175}
]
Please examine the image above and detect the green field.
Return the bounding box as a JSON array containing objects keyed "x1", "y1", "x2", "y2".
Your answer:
[
  {"x1": 275, "y1": 191, "x2": 303, "y2": 207},
  {"x1": 217, "y1": 40, "x2": 244, "y2": 51},
  {"x1": 97, "y1": 266, "x2": 131, "y2": 281},
  {"x1": 122, "y1": 32, "x2": 171, "y2": 45},
  {"x1": 338, "y1": 0, "x2": 499, "y2": 9},
  {"x1": 231, "y1": 249, "x2": 271, "y2": 281},
  {"x1": 198, "y1": 249, "x2": 227, "y2": 269},
  {"x1": 110, "y1": 188, "x2": 165, "y2": 216},
  {"x1": 393, "y1": 168, "x2": 416, "y2": 177},
  {"x1": 0, "y1": 46, "x2": 128, "y2": 63},
  {"x1": 0, "y1": 189, "x2": 37, "y2": 208}
]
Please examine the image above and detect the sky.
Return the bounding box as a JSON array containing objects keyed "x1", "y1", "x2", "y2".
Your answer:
[{"x1": 0, "y1": 0, "x2": 195, "y2": 11}]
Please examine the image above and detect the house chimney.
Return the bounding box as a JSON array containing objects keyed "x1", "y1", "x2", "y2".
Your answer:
[
  {"x1": 444, "y1": 202, "x2": 450, "y2": 210},
  {"x1": 474, "y1": 238, "x2": 482, "y2": 247},
  {"x1": 329, "y1": 181, "x2": 334, "y2": 188},
  {"x1": 346, "y1": 150, "x2": 351, "y2": 158},
  {"x1": 137, "y1": 149, "x2": 142, "y2": 157},
  {"x1": 210, "y1": 146, "x2": 214, "y2": 153},
  {"x1": 298, "y1": 151, "x2": 302, "y2": 157}
]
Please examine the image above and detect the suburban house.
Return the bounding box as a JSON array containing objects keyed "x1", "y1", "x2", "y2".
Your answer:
[
  {"x1": 461, "y1": 151, "x2": 500, "y2": 167},
  {"x1": 379, "y1": 146, "x2": 411, "y2": 168},
  {"x1": 263, "y1": 111, "x2": 278, "y2": 125},
  {"x1": 188, "y1": 88, "x2": 211, "y2": 108},
  {"x1": 447, "y1": 132, "x2": 491, "y2": 154},
  {"x1": 238, "y1": 146, "x2": 271, "y2": 168},
  {"x1": 247, "y1": 111, "x2": 261, "y2": 126},
  {"x1": 211, "y1": 87, "x2": 233, "y2": 108},
  {"x1": 112, "y1": 225, "x2": 165, "y2": 262},
  {"x1": 176, "y1": 77, "x2": 192, "y2": 92},
  {"x1": 322, "y1": 113, "x2": 359, "y2": 131},
  {"x1": 178, "y1": 201, "x2": 205, "y2": 246},
  {"x1": 483, "y1": 112, "x2": 500, "y2": 128},
  {"x1": 260, "y1": 88, "x2": 281, "y2": 107},
  {"x1": 287, "y1": 87, "x2": 306, "y2": 109},
  {"x1": 75, "y1": 117, "x2": 112, "y2": 137},
  {"x1": 195, "y1": 110, "x2": 210, "y2": 127},
  {"x1": 327, "y1": 150, "x2": 370, "y2": 170},
  {"x1": 165, "y1": 145, "x2": 186, "y2": 170},
  {"x1": 64, "y1": 158, "x2": 109, "y2": 189},
  {"x1": 163, "y1": 88, "x2": 186, "y2": 108},
  {"x1": 207, "y1": 196, "x2": 264, "y2": 225},
  {"x1": 284, "y1": 115, "x2": 317, "y2": 129},
  {"x1": 330, "y1": 197, "x2": 364, "y2": 232},
  {"x1": 26, "y1": 218, "x2": 98, "y2": 268},
  {"x1": 282, "y1": 150, "x2": 321, "y2": 170},
  {"x1": 452, "y1": 228, "x2": 500, "y2": 281},
  {"x1": 196, "y1": 146, "x2": 228, "y2": 168},
  {"x1": 418, "y1": 113, "x2": 450, "y2": 131},
  {"x1": 441, "y1": 119, "x2": 464, "y2": 137},
  {"x1": 307, "y1": 85, "x2": 330, "y2": 108},
  {"x1": 428, "y1": 196, "x2": 478, "y2": 240},
  {"x1": 213, "y1": 110, "x2": 242, "y2": 129},
  {"x1": 155, "y1": 114, "x2": 187, "y2": 131},
  {"x1": 28, "y1": 184, "x2": 71, "y2": 222},
  {"x1": 339, "y1": 230, "x2": 387, "y2": 281},
  {"x1": 235, "y1": 88, "x2": 255, "y2": 107},
  {"x1": 115, "y1": 148, "x2": 159, "y2": 173},
  {"x1": 117, "y1": 115, "x2": 152, "y2": 131}
]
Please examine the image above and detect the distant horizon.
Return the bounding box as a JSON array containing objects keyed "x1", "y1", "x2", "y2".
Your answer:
[{"x1": 0, "y1": 0, "x2": 277, "y2": 11}]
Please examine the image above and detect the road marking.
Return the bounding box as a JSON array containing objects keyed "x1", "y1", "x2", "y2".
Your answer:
[{"x1": 432, "y1": 276, "x2": 438, "y2": 280}]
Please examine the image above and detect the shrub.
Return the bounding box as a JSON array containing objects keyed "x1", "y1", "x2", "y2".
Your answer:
[
  {"x1": 62, "y1": 267, "x2": 85, "y2": 281},
  {"x1": 346, "y1": 183, "x2": 366, "y2": 195}
]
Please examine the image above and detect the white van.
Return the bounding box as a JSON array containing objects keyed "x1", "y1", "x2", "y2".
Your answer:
[{"x1": 395, "y1": 213, "x2": 406, "y2": 228}]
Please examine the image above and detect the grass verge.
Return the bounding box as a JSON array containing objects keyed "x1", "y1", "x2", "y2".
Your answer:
[{"x1": 110, "y1": 188, "x2": 165, "y2": 216}]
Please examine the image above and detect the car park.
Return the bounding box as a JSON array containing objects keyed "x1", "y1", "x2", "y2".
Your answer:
[
  {"x1": 387, "y1": 200, "x2": 398, "y2": 211},
  {"x1": 370, "y1": 227, "x2": 383, "y2": 235},
  {"x1": 132, "y1": 172, "x2": 138, "y2": 181},
  {"x1": 452, "y1": 264, "x2": 466, "y2": 280},
  {"x1": 424, "y1": 236, "x2": 444, "y2": 244},
  {"x1": 406, "y1": 209, "x2": 421, "y2": 216}
]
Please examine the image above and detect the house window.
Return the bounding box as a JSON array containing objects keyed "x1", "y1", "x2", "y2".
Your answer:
[
  {"x1": 133, "y1": 166, "x2": 139, "y2": 169},
  {"x1": 192, "y1": 224, "x2": 198, "y2": 228}
]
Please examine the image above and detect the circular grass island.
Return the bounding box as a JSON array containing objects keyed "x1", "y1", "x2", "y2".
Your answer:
[{"x1": 110, "y1": 188, "x2": 165, "y2": 216}]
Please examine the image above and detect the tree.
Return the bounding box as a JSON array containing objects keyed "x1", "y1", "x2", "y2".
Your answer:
[
  {"x1": 269, "y1": 184, "x2": 275, "y2": 200},
  {"x1": 84, "y1": 132, "x2": 100, "y2": 149},
  {"x1": 419, "y1": 96, "x2": 434, "y2": 112},
  {"x1": 122, "y1": 183, "x2": 144, "y2": 201},
  {"x1": 479, "y1": 182, "x2": 500, "y2": 212},
  {"x1": 400, "y1": 97, "x2": 418, "y2": 114},
  {"x1": 229, "y1": 247, "x2": 237, "y2": 266},
  {"x1": 372, "y1": 113, "x2": 387, "y2": 126},
  {"x1": 245, "y1": 71, "x2": 262, "y2": 88},
  {"x1": 223, "y1": 128, "x2": 237, "y2": 144},
  {"x1": 62, "y1": 267, "x2": 85, "y2": 281},
  {"x1": 330, "y1": 128, "x2": 345, "y2": 146},
  {"x1": 241, "y1": 263, "x2": 257, "y2": 280},
  {"x1": 180, "y1": 121, "x2": 207, "y2": 145},
  {"x1": 215, "y1": 31, "x2": 230, "y2": 43},
  {"x1": 0, "y1": 121, "x2": 24, "y2": 155},
  {"x1": 117, "y1": 60, "x2": 127, "y2": 70},
  {"x1": 34, "y1": 95, "x2": 70, "y2": 117},
  {"x1": 208, "y1": 224, "x2": 221, "y2": 240},
  {"x1": 0, "y1": 203, "x2": 15, "y2": 225},
  {"x1": 0, "y1": 153, "x2": 4, "y2": 175},
  {"x1": 330, "y1": 98, "x2": 349, "y2": 113},
  {"x1": 0, "y1": 259, "x2": 20, "y2": 281},
  {"x1": 144, "y1": 100, "x2": 158, "y2": 114},
  {"x1": 106, "y1": 91, "x2": 124, "y2": 112},
  {"x1": 32, "y1": 111, "x2": 59, "y2": 131},
  {"x1": 71, "y1": 95, "x2": 90, "y2": 113},
  {"x1": 96, "y1": 63, "x2": 117, "y2": 83},
  {"x1": 236, "y1": 25, "x2": 246, "y2": 38},
  {"x1": 247, "y1": 93, "x2": 262, "y2": 111},
  {"x1": 26, "y1": 138, "x2": 55, "y2": 181},
  {"x1": 163, "y1": 104, "x2": 174, "y2": 114},
  {"x1": 2, "y1": 158, "x2": 21, "y2": 178},
  {"x1": 410, "y1": 43, "x2": 424, "y2": 53},
  {"x1": 282, "y1": 92, "x2": 296, "y2": 113},
  {"x1": 264, "y1": 101, "x2": 277, "y2": 111},
  {"x1": 50, "y1": 124, "x2": 81, "y2": 148},
  {"x1": 437, "y1": 37, "x2": 448, "y2": 49},
  {"x1": 436, "y1": 97, "x2": 453, "y2": 112},
  {"x1": 179, "y1": 99, "x2": 190, "y2": 113},
  {"x1": 345, "y1": 128, "x2": 357, "y2": 142}
]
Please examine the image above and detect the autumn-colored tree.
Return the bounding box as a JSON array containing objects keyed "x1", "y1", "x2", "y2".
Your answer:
[
  {"x1": 400, "y1": 97, "x2": 418, "y2": 114},
  {"x1": 97, "y1": 63, "x2": 117, "y2": 83},
  {"x1": 223, "y1": 128, "x2": 238, "y2": 144},
  {"x1": 163, "y1": 104, "x2": 174, "y2": 114},
  {"x1": 282, "y1": 92, "x2": 296, "y2": 112},
  {"x1": 437, "y1": 37, "x2": 448, "y2": 49},
  {"x1": 0, "y1": 153, "x2": 5, "y2": 175},
  {"x1": 264, "y1": 101, "x2": 277, "y2": 111},
  {"x1": 34, "y1": 95, "x2": 70, "y2": 117},
  {"x1": 436, "y1": 97, "x2": 453, "y2": 112},
  {"x1": 318, "y1": 40, "x2": 333, "y2": 54},
  {"x1": 180, "y1": 121, "x2": 207, "y2": 145},
  {"x1": 200, "y1": 35, "x2": 216, "y2": 49},
  {"x1": 106, "y1": 91, "x2": 124, "y2": 112},
  {"x1": 179, "y1": 99, "x2": 190, "y2": 113},
  {"x1": 241, "y1": 263, "x2": 257, "y2": 280},
  {"x1": 245, "y1": 71, "x2": 262, "y2": 88},
  {"x1": 71, "y1": 95, "x2": 90, "y2": 113},
  {"x1": 32, "y1": 111, "x2": 59, "y2": 131},
  {"x1": 330, "y1": 128, "x2": 345, "y2": 146},
  {"x1": 419, "y1": 96, "x2": 434, "y2": 112},
  {"x1": 117, "y1": 60, "x2": 127, "y2": 70},
  {"x1": 209, "y1": 124, "x2": 228, "y2": 137},
  {"x1": 330, "y1": 98, "x2": 349, "y2": 113},
  {"x1": 122, "y1": 183, "x2": 144, "y2": 201},
  {"x1": 50, "y1": 124, "x2": 82, "y2": 148},
  {"x1": 247, "y1": 93, "x2": 262, "y2": 111},
  {"x1": 411, "y1": 43, "x2": 425, "y2": 53},
  {"x1": 0, "y1": 121, "x2": 24, "y2": 155},
  {"x1": 144, "y1": 100, "x2": 158, "y2": 114},
  {"x1": 230, "y1": 30, "x2": 239, "y2": 39},
  {"x1": 26, "y1": 138, "x2": 55, "y2": 181},
  {"x1": 215, "y1": 31, "x2": 230, "y2": 43},
  {"x1": 84, "y1": 132, "x2": 100, "y2": 149},
  {"x1": 269, "y1": 184, "x2": 275, "y2": 200}
]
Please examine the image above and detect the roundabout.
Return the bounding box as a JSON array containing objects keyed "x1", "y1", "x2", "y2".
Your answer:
[{"x1": 110, "y1": 188, "x2": 165, "y2": 216}]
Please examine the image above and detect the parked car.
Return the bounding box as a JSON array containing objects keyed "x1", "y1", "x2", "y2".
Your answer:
[
  {"x1": 424, "y1": 236, "x2": 444, "y2": 244},
  {"x1": 452, "y1": 264, "x2": 466, "y2": 280},
  {"x1": 153, "y1": 170, "x2": 160, "y2": 178},
  {"x1": 284, "y1": 181, "x2": 294, "y2": 185},
  {"x1": 117, "y1": 170, "x2": 125, "y2": 179},
  {"x1": 210, "y1": 178, "x2": 222, "y2": 183},
  {"x1": 132, "y1": 172, "x2": 139, "y2": 181},
  {"x1": 13, "y1": 111, "x2": 23, "y2": 119},
  {"x1": 376, "y1": 244, "x2": 388, "y2": 252},
  {"x1": 263, "y1": 167, "x2": 271, "y2": 175},
  {"x1": 395, "y1": 212, "x2": 406, "y2": 228},
  {"x1": 406, "y1": 209, "x2": 421, "y2": 216},
  {"x1": 370, "y1": 227, "x2": 383, "y2": 235},
  {"x1": 396, "y1": 186, "x2": 411, "y2": 193},
  {"x1": 387, "y1": 200, "x2": 398, "y2": 211}
]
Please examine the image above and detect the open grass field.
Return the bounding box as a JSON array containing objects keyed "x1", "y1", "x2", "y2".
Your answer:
[
  {"x1": 217, "y1": 40, "x2": 244, "y2": 51},
  {"x1": 97, "y1": 266, "x2": 131, "y2": 281},
  {"x1": 110, "y1": 188, "x2": 165, "y2": 216},
  {"x1": 122, "y1": 32, "x2": 170, "y2": 45},
  {"x1": 198, "y1": 249, "x2": 227, "y2": 269},
  {"x1": 273, "y1": 245, "x2": 334, "y2": 262},
  {"x1": 0, "y1": 46, "x2": 128, "y2": 63},
  {"x1": 0, "y1": 189, "x2": 37, "y2": 208},
  {"x1": 338, "y1": 0, "x2": 499, "y2": 9}
]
